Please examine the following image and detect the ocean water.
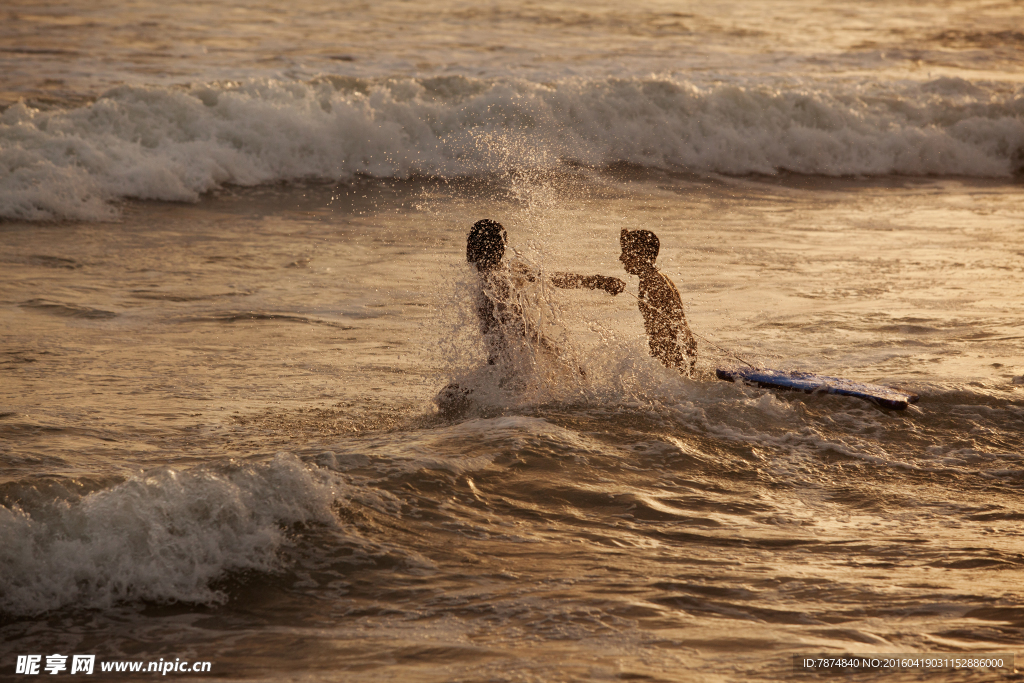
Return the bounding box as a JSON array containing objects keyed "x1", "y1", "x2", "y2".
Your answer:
[{"x1": 2, "y1": 1, "x2": 1023, "y2": 681}]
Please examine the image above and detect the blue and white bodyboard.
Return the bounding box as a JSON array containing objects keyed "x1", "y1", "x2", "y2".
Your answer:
[{"x1": 716, "y1": 367, "x2": 919, "y2": 410}]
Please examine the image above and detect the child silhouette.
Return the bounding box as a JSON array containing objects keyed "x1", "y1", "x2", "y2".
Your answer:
[
  {"x1": 618, "y1": 229, "x2": 697, "y2": 376},
  {"x1": 466, "y1": 219, "x2": 624, "y2": 369}
]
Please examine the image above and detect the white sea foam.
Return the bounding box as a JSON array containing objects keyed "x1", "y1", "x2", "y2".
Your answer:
[
  {"x1": 1, "y1": 75, "x2": 1021, "y2": 221},
  {"x1": 0, "y1": 454, "x2": 339, "y2": 616}
]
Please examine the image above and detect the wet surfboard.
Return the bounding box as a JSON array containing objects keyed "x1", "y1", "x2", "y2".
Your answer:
[{"x1": 716, "y1": 367, "x2": 919, "y2": 410}]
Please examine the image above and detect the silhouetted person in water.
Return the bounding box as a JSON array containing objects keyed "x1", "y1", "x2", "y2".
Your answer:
[
  {"x1": 466, "y1": 218, "x2": 623, "y2": 369},
  {"x1": 618, "y1": 228, "x2": 697, "y2": 376},
  {"x1": 437, "y1": 219, "x2": 623, "y2": 415}
]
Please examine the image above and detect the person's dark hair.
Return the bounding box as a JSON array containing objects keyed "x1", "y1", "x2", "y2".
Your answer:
[
  {"x1": 467, "y1": 219, "x2": 506, "y2": 269},
  {"x1": 620, "y1": 229, "x2": 659, "y2": 262}
]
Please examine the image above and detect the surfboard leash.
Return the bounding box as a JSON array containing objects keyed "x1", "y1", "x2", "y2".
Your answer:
[{"x1": 691, "y1": 331, "x2": 756, "y2": 369}]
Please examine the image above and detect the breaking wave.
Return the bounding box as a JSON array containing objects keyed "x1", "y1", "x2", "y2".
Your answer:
[
  {"x1": 1, "y1": 74, "x2": 1022, "y2": 220},
  {"x1": 0, "y1": 454, "x2": 339, "y2": 616}
]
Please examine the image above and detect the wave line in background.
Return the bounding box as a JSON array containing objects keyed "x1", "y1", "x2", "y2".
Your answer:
[{"x1": 2, "y1": 75, "x2": 1021, "y2": 221}]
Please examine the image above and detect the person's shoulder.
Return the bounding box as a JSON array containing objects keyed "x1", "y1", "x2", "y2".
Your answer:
[
  {"x1": 653, "y1": 270, "x2": 683, "y2": 307},
  {"x1": 645, "y1": 268, "x2": 677, "y2": 290},
  {"x1": 658, "y1": 270, "x2": 680, "y2": 289}
]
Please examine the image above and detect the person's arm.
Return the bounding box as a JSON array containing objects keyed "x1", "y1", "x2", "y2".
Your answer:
[{"x1": 550, "y1": 272, "x2": 625, "y2": 295}]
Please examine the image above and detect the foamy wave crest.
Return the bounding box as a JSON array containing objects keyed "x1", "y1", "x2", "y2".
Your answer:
[
  {"x1": 1, "y1": 75, "x2": 1021, "y2": 220},
  {"x1": 0, "y1": 454, "x2": 338, "y2": 616}
]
